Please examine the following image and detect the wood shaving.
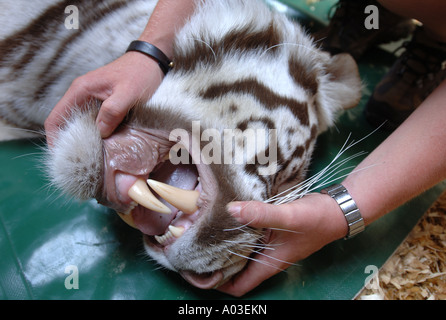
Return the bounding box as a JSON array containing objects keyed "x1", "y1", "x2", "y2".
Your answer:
[{"x1": 357, "y1": 191, "x2": 446, "y2": 300}]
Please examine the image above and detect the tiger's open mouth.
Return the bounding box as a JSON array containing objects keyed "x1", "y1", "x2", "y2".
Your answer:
[
  {"x1": 117, "y1": 160, "x2": 201, "y2": 243},
  {"x1": 101, "y1": 126, "x2": 218, "y2": 248}
]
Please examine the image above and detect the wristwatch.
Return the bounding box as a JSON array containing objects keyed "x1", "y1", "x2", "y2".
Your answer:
[{"x1": 320, "y1": 184, "x2": 365, "y2": 239}]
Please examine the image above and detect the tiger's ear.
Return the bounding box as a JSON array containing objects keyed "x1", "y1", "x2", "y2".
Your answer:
[
  {"x1": 324, "y1": 53, "x2": 362, "y2": 110},
  {"x1": 315, "y1": 52, "x2": 362, "y2": 132}
]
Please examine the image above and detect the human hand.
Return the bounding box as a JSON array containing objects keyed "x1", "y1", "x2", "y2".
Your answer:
[
  {"x1": 217, "y1": 193, "x2": 348, "y2": 297},
  {"x1": 44, "y1": 51, "x2": 164, "y2": 146}
]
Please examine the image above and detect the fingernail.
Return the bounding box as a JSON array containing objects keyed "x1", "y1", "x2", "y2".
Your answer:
[
  {"x1": 226, "y1": 202, "x2": 242, "y2": 218},
  {"x1": 96, "y1": 121, "x2": 110, "y2": 138}
]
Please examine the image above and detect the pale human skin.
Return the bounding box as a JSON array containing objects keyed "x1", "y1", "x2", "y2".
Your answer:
[
  {"x1": 44, "y1": 0, "x2": 197, "y2": 145},
  {"x1": 44, "y1": 0, "x2": 446, "y2": 297},
  {"x1": 218, "y1": 0, "x2": 446, "y2": 297}
]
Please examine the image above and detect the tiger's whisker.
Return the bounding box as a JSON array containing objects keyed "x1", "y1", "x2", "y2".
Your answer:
[
  {"x1": 223, "y1": 217, "x2": 256, "y2": 232},
  {"x1": 232, "y1": 242, "x2": 276, "y2": 251},
  {"x1": 254, "y1": 250, "x2": 300, "y2": 267},
  {"x1": 227, "y1": 249, "x2": 286, "y2": 272},
  {"x1": 261, "y1": 42, "x2": 321, "y2": 57},
  {"x1": 268, "y1": 227, "x2": 303, "y2": 234},
  {"x1": 188, "y1": 37, "x2": 217, "y2": 62},
  {"x1": 265, "y1": 125, "x2": 384, "y2": 205},
  {"x1": 1, "y1": 126, "x2": 44, "y2": 137}
]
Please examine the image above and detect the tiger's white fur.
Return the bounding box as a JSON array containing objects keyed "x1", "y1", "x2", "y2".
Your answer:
[{"x1": 0, "y1": 0, "x2": 361, "y2": 289}]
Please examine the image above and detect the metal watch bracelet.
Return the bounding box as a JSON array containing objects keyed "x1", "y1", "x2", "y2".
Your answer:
[{"x1": 320, "y1": 184, "x2": 365, "y2": 239}]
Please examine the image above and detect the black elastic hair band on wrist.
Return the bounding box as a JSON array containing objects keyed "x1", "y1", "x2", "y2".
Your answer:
[{"x1": 126, "y1": 40, "x2": 173, "y2": 75}]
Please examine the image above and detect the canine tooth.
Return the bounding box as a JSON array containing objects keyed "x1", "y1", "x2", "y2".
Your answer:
[
  {"x1": 128, "y1": 179, "x2": 172, "y2": 215},
  {"x1": 147, "y1": 179, "x2": 199, "y2": 214},
  {"x1": 168, "y1": 225, "x2": 185, "y2": 238}
]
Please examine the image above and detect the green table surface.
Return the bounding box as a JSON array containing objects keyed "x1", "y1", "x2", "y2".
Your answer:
[{"x1": 1, "y1": 0, "x2": 444, "y2": 300}]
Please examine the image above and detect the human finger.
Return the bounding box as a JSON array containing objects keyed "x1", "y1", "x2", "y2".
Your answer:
[
  {"x1": 44, "y1": 74, "x2": 110, "y2": 147},
  {"x1": 226, "y1": 200, "x2": 296, "y2": 230},
  {"x1": 95, "y1": 89, "x2": 137, "y2": 138}
]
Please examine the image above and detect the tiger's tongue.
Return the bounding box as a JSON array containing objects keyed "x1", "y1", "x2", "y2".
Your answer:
[{"x1": 129, "y1": 162, "x2": 198, "y2": 236}]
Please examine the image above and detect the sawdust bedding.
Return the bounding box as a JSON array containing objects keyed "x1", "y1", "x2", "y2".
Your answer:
[{"x1": 356, "y1": 191, "x2": 446, "y2": 300}]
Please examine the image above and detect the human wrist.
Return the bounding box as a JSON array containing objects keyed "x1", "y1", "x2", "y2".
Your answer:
[
  {"x1": 137, "y1": 10, "x2": 177, "y2": 60},
  {"x1": 121, "y1": 50, "x2": 164, "y2": 77},
  {"x1": 320, "y1": 184, "x2": 365, "y2": 239},
  {"x1": 342, "y1": 178, "x2": 380, "y2": 226},
  {"x1": 321, "y1": 193, "x2": 350, "y2": 241},
  {"x1": 138, "y1": 33, "x2": 173, "y2": 59},
  {"x1": 137, "y1": 0, "x2": 198, "y2": 59},
  {"x1": 302, "y1": 193, "x2": 349, "y2": 242},
  {"x1": 126, "y1": 40, "x2": 173, "y2": 74}
]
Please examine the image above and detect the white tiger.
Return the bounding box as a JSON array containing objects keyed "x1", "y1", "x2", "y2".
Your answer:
[{"x1": 0, "y1": 0, "x2": 361, "y2": 289}]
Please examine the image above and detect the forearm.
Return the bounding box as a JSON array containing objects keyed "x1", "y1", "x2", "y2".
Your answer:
[
  {"x1": 138, "y1": 0, "x2": 198, "y2": 58},
  {"x1": 343, "y1": 79, "x2": 446, "y2": 225}
]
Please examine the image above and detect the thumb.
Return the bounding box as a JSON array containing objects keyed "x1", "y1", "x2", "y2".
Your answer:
[
  {"x1": 227, "y1": 201, "x2": 294, "y2": 230},
  {"x1": 96, "y1": 90, "x2": 136, "y2": 138}
]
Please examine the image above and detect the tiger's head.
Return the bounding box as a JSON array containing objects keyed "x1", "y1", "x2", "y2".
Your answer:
[{"x1": 47, "y1": 0, "x2": 361, "y2": 289}]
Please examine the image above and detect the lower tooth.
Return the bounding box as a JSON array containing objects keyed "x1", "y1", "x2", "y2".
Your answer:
[
  {"x1": 155, "y1": 230, "x2": 173, "y2": 245},
  {"x1": 168, "y1": 225, "x2": 185, "y2": 238},
  {"x1": 155, "y1": 225, "x2": 185, "y2": 245},
  {"x1": 154, "y1": 234, "x2": 165, "y2": 245}
]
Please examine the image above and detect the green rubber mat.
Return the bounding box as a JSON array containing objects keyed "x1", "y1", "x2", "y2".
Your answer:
[
  {"x1": 1, "y1": 1, "x2": 444, "y2": 300},
  {"x1": 275, "y1": 0, "x2": 337, "y2": 26}
]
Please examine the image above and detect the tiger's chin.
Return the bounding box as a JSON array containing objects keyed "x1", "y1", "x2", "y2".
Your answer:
[
  {"x1": 142, "y1": 229, "x2": 256, "y2": 289},
  {"x1": 143, "y1": 235, "x2": 248, "y2": 289}
]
